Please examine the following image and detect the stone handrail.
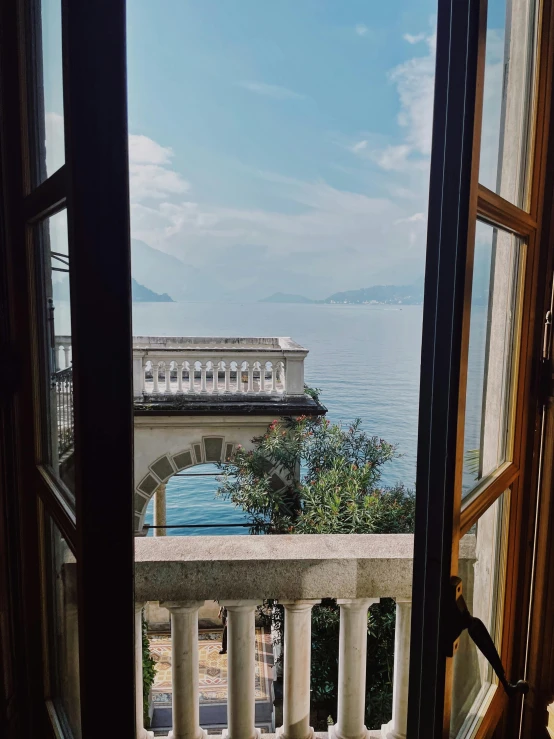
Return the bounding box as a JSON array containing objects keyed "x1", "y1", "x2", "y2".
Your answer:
[
  {"x1": 132, "y1": 336, "x2": 308, "y2": 398},
  {"x1": 134, "y1": 534, "x2": 476, "y2": 739}
]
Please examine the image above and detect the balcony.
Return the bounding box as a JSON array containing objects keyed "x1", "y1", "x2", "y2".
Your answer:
[
  {"x1": 132, "y1": 336, "x2": 323, "y2": 417},
  {"x1": 135, "y1": 533, "x2": 477, "y2": 739}
]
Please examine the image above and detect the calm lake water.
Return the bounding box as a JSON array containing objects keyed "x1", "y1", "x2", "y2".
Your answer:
[{"x1": 131, "y1": 302, "x2": 424, "y2": 535}]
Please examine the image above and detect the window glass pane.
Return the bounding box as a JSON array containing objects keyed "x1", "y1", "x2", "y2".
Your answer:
[
  {"x1": 44, "y1": 517, "x2": 81, "y2": 737},
  {"x1": 478, "y1": 0, "x2": 538, "y2": 208},
  {"x1": 450, "y1": 492, "x2": 509, "y2": 737},
  {"x1": 36, "y1": 0, "x2": 65, "y2": 182},
  {"x1": 40, "y1": 210, "x2": 74, "y2": 497},
  {"x1": 462, "y1": 222, "x2": 522, "y2": 500}
]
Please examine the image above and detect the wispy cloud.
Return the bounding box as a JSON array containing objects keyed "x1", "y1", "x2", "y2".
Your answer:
[
  {"x1": 403, "y1": 32, "x2": 426, "y2": 44},
  {"x1": 351, "y1": 139, "x2": 368, "y2": 152},
  {"x1": 237, "y1": 81, "x2": 305, "y2": 100},
  {"x1": 355, "y1": 23, "x2": 369, "y2": 36},
  {"x1": 128, "y1": 134, "x2": 190, "y2": 201}
]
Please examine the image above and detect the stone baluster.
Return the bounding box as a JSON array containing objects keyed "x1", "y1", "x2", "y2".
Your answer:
[
  {"x1": 133, "y1": 355, "x2": 146, "y2": 398},
  {"x1": 381, "y1": 598, "x2": 411, "y2": 739},
  {"x1": 236, "y1": 362, "x2": 244, "y2": 394},
  {"x1": 330, "y1": 599, "x2": 378, "y2": 739},
  {"x1": 63, "y1": 345, "x2": 71, "y2": 369},
  {"x1": 271, "y1": 362, "x2": 278, "y2": 394},
  {"x1": 135, "y1": 603, "x2": 154, "y2": 739},
  {"x1": 162, "y1": 601, "x2": 207, "y2": 739},
  {"x1": 188, "y1": 361, "x2": 195, "y2": 393},
  {"x1": 258, "y1": 362, "x2": 266, "y2": 393},
  {"x1": 177, "y1": 361, "x2": 184, "y2": 393},
  {"x1": 224, "y1": 362, "x2": 231, "y2": 393},
  {"x1": 213, "y1": 361, "x2": 222, "y2": 394},
  {"x1": 221, "y1": 601, "x2": 261, "y2": 739},
  {"x1": 278, "y1": 600, "x2": 320, "y2": 739},
  {"x1": 247, "y1": 362, "x2": 254, "y2": 394},
  {"x1": 154, "y1": 483, "x2": 166, "y2": 537},
  {"x1": 200, "y1": 362, "x2": 207, "y2": 393},
  {"x1": 152, "y1": 363, "x2": 160, "y2": 394}
]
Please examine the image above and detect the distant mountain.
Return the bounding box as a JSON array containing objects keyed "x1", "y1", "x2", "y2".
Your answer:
[
  {"x1": 52, "y1": 271, "x2": 174, "y2": 303},
  {"x1": 132, "y1": 278, "x2": 174, "y2": 303},
  {"x1": 259, "y1": 280, "x2": 424, "y2": 305},
  {"x1": 260, "y1": 292, "x2": 318, "y2": 304},
  {"x1": 131, "y1": 238, "x2": 203, "y2": 302},
  {"x1": 325, "y1": 282, "x2": 424, "y2": 305}
]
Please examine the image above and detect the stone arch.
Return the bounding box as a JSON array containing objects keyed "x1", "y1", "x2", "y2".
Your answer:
[
  {"x1": 135, "y1": 435, "x2": 236, "y2": 531},
  {"x1": 134, "y1": 433, "x2": 290, "y2": 532}
]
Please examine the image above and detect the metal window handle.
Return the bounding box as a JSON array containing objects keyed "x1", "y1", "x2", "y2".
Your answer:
[{"x1": 450, "y1": 577, "x2": 529, "y2": 697}]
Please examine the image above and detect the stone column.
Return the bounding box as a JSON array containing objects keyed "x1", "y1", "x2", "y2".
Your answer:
[
  {"x1": 330, "y1": 599, "x2": 378, "y2": 739},
  {"x1": 154, "y1": 483, "x2": 167, "y2": 537},
  {"x1": 381, "y1": 598, "x2": 412, "y2": 739},
  {"x1": 221, "y1": 601, "x2": 261, "y2": 739},
  {"x1": 278, "y1": 600, "x2": 320, "y2": 739},
  {"x1": 135, "y1": 603, "x2": 154, "y2": 739},
  {"x1": 163, "y1": 601, "x2": 207, "y2": 739}
]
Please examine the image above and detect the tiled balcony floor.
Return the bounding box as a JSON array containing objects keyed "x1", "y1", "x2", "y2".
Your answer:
[{"x1": 148, "y1": 628, "x2": 274, "y2": 734}]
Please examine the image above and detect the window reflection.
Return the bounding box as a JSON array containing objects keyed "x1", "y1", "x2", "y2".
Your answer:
[
  {"x1": 479, "y1": 0, "x2": 538, "y2": 208},
  {"x1": 40, "y1": 210, "x2": 75, "y2": 497},
  {"x1": 462, "y1": 222, "x2": 521, "y2": 499},
  {"x1": 44, "y1": 518, "x2": 81, "y2": 737},
  {"x1": 36, "y1": 0, "x2": 65, "y2": 182},
  {"x1": 450, "y1": 493, "x2": 509, "y2": 737}
]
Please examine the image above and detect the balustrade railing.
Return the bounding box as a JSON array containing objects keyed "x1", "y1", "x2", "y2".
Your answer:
[
  {"x1": 54, "y1": 334, "x2": 72, "y2": 371},
  {"x1": 134, "y1": 534, "x2": 476, "y2": 739},
  {"x1": 52, "y1": 336, "x2": 309, "y2": 399},
  {"x1": 133, "y1": 336, "x2": 308, "y2": 399},
  {"x1": 53, "y1": 365, "x2": 74, "y2": 457}
]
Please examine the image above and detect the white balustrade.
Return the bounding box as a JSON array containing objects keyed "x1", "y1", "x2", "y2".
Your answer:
[
  {"x1": 132, "y1": 336, "x2": 308, "y2": 399},
  {"x1": 54, "y1": 335, "x2": 72, "y2": 370},
  {"x1": 135, "y1": 535, "x2": 475, "y2": 739}
]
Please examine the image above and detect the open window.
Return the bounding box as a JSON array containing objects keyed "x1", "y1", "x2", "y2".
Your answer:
[{"x1": 408, "y1": 0, "x2": 554, "y2": 736}]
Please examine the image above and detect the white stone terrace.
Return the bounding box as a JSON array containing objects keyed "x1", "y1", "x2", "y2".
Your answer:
[{"x1": 134, "y1": 534, "x2": 477, "y2": 739}]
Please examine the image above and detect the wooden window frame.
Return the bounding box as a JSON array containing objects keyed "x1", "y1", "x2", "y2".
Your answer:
[
  {"x1": 0, "y1": 0, "x2": 136, "y2": 736},
  {"x1": 408, "y1": 0, "x2": 554, "y2": 737}
]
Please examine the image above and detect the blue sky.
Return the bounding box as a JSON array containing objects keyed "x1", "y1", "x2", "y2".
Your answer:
[
  {"x1": 43, "y1": 1, "x2": 507, "y2": 300},
  {"x1": 124, "y1": 0, "x2": 439, "y2": 299}
]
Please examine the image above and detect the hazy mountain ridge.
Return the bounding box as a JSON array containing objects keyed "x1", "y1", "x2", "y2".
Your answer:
[
  {"x1": 131, "y1": 278, "x2": 174, "y2": 302},
  {"x1": 261, "y1": 281, "x2": 424, "y2": 305}
]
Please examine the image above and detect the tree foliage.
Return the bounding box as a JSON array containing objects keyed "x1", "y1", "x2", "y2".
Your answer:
[{"x1": 218, "y1": 412, "x2": 415, "y2": 729}]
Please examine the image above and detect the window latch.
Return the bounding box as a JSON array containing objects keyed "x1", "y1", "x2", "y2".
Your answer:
[{"x1": 449, "y1": 576, "x2": 529, "y2": 697}]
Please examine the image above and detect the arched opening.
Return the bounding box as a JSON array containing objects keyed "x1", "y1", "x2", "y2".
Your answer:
[{"x1": 143, "y1": 462, "x2": 251, "y2": 536}]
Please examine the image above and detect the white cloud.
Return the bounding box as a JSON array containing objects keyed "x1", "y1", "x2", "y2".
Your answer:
[
  {"x1": 389, "y1": 31, "x2": 436, "y2": 157},
  {"x1": 355, "y1": 24, "x2": 369, "y2": 36},
  {"x1": 395, "y1": 212, "x2": 426, "y2": 225},
  {"x1": 128, "y1": 134, "x2": 190, "y2": 201},
  {"x1": 351, "y1": 139, "x2": 368, "y2": 152},
  {"x1": 129, "y1": 134, "x2": 173, "y2": 165},
  {"x1": 404, "y1": 32, "x2": 426, "y2": 44},
  {"x1": 237, "y1": 81, "x2": 305, "y2": 100}
]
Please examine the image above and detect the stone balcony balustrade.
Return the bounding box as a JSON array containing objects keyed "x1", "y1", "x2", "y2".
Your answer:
[
  {"x1": 134, "y1": 533, "x2": 476, "y2": 739},
  {"x1": 132, "y1": 336, "x2": 308, "y2": 400}
]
